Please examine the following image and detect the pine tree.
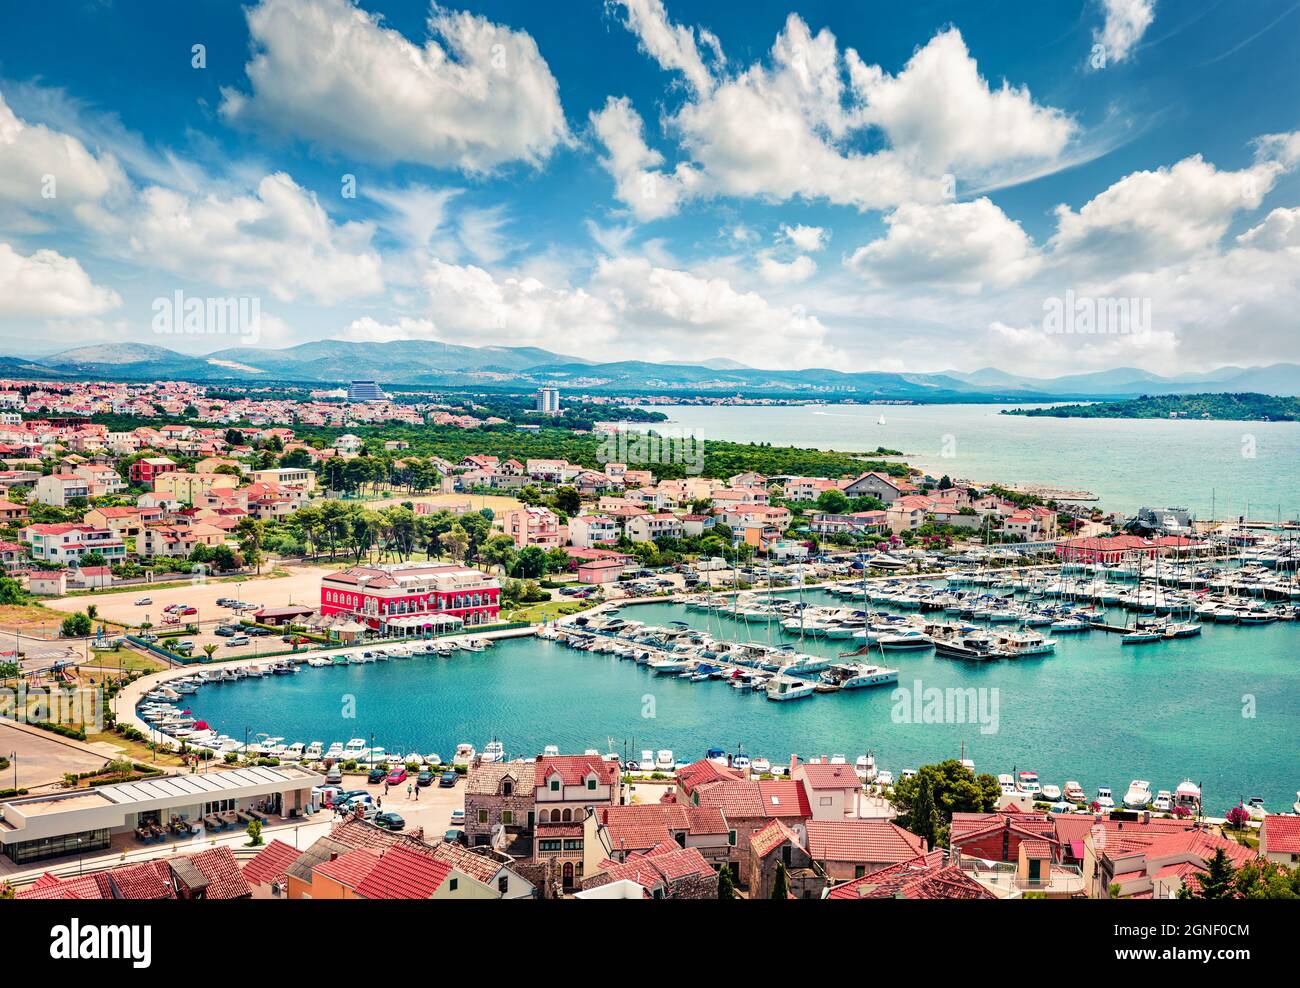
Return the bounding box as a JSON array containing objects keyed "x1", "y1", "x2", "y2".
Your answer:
[
  {"x1": 911, "y1": 776, "x2": 939, "y2": 848},
  {"x1": 717, "y1": 865, "x2": 738, "y2": 900},
  {"x1": 771, "y1": 861, "x2": 791, "y2": 899},
  {"x1": 1190, "y1": 848, "x2": 1237, "y2": 899}
]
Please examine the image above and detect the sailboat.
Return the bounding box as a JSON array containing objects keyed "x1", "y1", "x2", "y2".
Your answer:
[{"x1": 877, "y1": 414, "x2": 886, "y2": 426}]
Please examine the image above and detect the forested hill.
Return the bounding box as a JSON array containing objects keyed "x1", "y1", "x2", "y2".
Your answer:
[{"x1": 1001, "y1": 393, "x2": 1300, "y2": 422}]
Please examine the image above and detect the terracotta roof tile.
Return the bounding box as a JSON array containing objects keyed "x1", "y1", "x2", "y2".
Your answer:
[{"x1": 806, "y1": 820, "x2": 926, "y2": 864}]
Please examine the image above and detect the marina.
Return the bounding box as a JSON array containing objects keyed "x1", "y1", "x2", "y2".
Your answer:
[{"x1": 142, "y1": 566, "x2": 1300, "y2": 814}]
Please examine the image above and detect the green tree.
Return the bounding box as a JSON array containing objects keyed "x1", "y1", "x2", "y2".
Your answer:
[
  {"x1": 236, "y1": 517, "x2": 266, "y2": 574},
  {"x1": 1180, "y1": 848, "x2": 1238, "y2": 900},
  {"x1": 717, "y1": 865, "x2": 738, "y2": 900},
  {"x1": 0, "y1": 576, "x2": 28, "y2": 605},
  {"x1": 815, "y1": 488, "x2": 850, "y2": 514},
  {"x1": 61, "y1": 612, "x2": 92, "y2": 638},
  {"x1": 909, "y1": 775, "x2": 940, "y2": 849},
  {"x1": 890, "y1": 759, "x2": 999, "y2": 847},
  {"x1": 246, "y1": 818, "x2": 264, "y2": 847},
  {"x1": 771, "y1": 861, "x2": 790, "y2": 899}
]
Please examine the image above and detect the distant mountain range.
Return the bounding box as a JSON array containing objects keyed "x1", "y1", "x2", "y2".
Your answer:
[{"x1": 10, "y1": 340, "x2": 1300, "y2": 401}]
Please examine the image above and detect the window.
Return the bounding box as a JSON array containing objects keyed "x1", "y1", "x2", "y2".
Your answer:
[
  {"x1": 728, "y1": 830, "x2": 737, "y2": 847},
  {"x1": 550, "y1": 779, "x2": 560, "y2": 792},
  {"x1": 478, "y1": 809, "x2": 488, "y2": 824},
  {"x1": 819, "y1": 796, "x2": 833, "y2": 806},
  {"x1": 502, "y1": 781, "x2": 512, "y2": 796},
  {"x1": 587, "y1": 778, "x2": 597, "y2": 790},
  {"x1": 502, "y1": 810, "x2": 513, "y2": 825},
  {"x1": 498, "y1": 876, "x2": 509, "y2": 894},
  {"x1": 854, "y1": 865, "x2": 866, "y2": 879},
  {"x1": 449, "y1": 878, "x2": 458, "y2": 891}
]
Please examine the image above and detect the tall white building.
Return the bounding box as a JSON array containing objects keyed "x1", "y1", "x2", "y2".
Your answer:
[{"x1": 536, "y1": 386, "x2": 560, "y2": 415}]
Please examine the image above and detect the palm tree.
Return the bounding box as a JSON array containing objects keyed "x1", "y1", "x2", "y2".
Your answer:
[{"x1": 202, "y1": 644, "x2": 218, "y2": 662}]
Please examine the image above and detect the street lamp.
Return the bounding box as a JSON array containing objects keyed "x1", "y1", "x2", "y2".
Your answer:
[{"x1": 8, "y1": 752, "x2": 15, "y2": 794}]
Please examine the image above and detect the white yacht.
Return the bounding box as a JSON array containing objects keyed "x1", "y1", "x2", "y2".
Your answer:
[
  {"x1": 1016, "y1": 770, "x2": 1042, "y2": 796},
  {"x1": 304, "y1": 741, "x2": 324, "y2": 761},
  {"x1": 481, "y1": 739, "x2": 505, "y2": 763},
  {"x1": 998, "y1": 773, "x2": 1016, "y2": 797},
  {"x1": 1123, "y1": 779, "x2": 1152, "y2": 809},
  {"x1": 855, "y1": 753, "x2": 877, "y2": 782},
  {"x1": 1040, "y1": 784, "x2": 1062, "y2": 802},
  {"x1": 877, "y1": 629, "x2": 934, "y2": 651},
  {"x1": 654, "y1": 749, "x2": 676, "y2": 773},
  {"x1": 1174, "y1": 779, "x2": 1202, "y2": 814},
  {"x1": 1097, "y1": 785, "x2": 1115, "y2": 809}
]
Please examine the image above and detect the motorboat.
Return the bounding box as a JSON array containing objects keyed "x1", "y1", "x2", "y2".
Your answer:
[
  {"x1": 1041, "y1": 784, "x2": 1062, "y2": 802},
  {"x1": 1293, "y1": 790, "x2": 1300, "y2": 815},
  {"x1": 750, "y1": 756, "x2": 771, "y2": 776},
  {"x1": 1153, "y1": 790, "x2": 1172, "y2": 812},
  {"x1": 1063, "y1": 781, "x2": 1086, "y2": 803},
  {"x1": 452, "y1": 743, "x2": 477, "y2": 768},
  {"x1": 481, "y1": 739, "x2": 505, "y2": 763},
  {"x1": 998, "y1": 773, "x2": 1016, "y2": 797},
  {"x1": 1242, "y1": 796, "x2": 1267, "y2": 822},
  {"x1": 1173, "y1": 779, "x2": 1202, "y2": 814},
  {"x1": 1123, "y1": 780, "x2": 1152, "y2": 809},
  {"x1": 1096, "y1": 785, "x2": 1115, "y2": 809},
  {"x1": 855, "y1": 753, "x2": 877, "y2": 783},
  {"x1": 1016, "y1": 770, "x2": 1041, "y2": 796},
  {"x1": 817, "y1": 662, "x2": 899, "y2": 691},
  {"x1": 654, "y1": 749, "x2": 676, "y2": 773},
  {"x1": 304, "y1": 741, "x2": 324, "y2": 761},
  {"x1": 765, "y1": 675, "x2": 816, "y2": 701},
  {"x1": 877, "y1": 629, "x2": 934, "y2": 651}
]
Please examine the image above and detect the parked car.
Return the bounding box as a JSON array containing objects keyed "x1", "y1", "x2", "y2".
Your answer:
[
  {"x1": 443, "y1": 828, "x2": 467, "y2": 846},
  {"x1": 177, "y1": 607, "x2": 197, "y2": 616},
  {"x1": 214, "y1": 625, "x2": 238, "y2": 637},
  {"x1": 227, "y1": 636, "x2": 250, "y2": 647},
  {"x1": 416, "y1": 770, "x2": 435, "y2": 787},
  {"x1": 216, "y1": 597, "x2": 235, "y2": 607},
  {"x1": 324, "y1": 766, "x2": 343, "y2": 786},
  {"x1": 438, "y1": 772, "x2": 458, "y2": 788},
  {"x1": 137, "y1": 633, "x2": 159, "y2": 643},
  {"x1": 374, "y1": 812, "x2": 405, "y2": 832},
  {"x1": 386, "y1": 769, "x2": 407, "y2": 785},
  {"x1": 449, "y1": 809, "x2": 465, "y2": 826},
  {"x1": 367, "y1": 768, "x2": 387, "y2": 784},
  {"x1": 247, "y1": 626, "x2": 274, "y2": 637},
  {"x1": 135, "y1": 597, "x2": 152, "y2": 605}
]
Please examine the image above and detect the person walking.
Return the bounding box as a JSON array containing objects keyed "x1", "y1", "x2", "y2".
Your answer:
[{"x1": 407, "y1": 783, "x2": 413, "y2": 801}]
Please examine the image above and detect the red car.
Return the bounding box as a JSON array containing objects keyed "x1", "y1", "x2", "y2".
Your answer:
[
  {"x1": 386, "y1": 769, "x2": 407, "y2": 785},
  {"x1": 178, "y1": 607, "x2": 198, "y2": 616}
]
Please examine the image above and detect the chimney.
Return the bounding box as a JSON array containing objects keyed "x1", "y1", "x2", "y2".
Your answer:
[
  {"x1": 788, "y1": 754, "x2": 799, "y2": 775},
  {"x1": 821, "y1": 755, "x2": 828, "y2": 765}
]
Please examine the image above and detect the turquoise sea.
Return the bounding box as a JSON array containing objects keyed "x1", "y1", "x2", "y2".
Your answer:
[
  {"x1": 184, "y1": 589, "x2": 1300, "y2": 814},
  {"x1": 631, "y1": 403, "x2": 1300, "y2": 518}
]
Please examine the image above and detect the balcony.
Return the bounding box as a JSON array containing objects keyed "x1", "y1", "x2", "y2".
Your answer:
[{"x1": 958, "y1": 858, "x2": 1086, "y2": 898}]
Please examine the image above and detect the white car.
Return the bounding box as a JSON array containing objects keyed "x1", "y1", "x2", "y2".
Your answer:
[
  {"x1": 135, "y1": 597, "x2": 152, "y2": 605},
  {"x1": 450, "y1": 809, "x2": 465, "y2": 825}
]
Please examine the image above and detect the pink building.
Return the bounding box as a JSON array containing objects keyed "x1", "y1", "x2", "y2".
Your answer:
[{"x1": 497, "y1": 506, "x2": 563, "y2": 549}]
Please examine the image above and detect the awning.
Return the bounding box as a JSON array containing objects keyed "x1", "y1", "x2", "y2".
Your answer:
[{"x1": 385, "y1": 614, "x2": 463, "y2": 629}]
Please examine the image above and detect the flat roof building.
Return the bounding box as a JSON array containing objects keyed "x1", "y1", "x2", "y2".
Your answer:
[{"x1": 0, "y1": 765, "x2": 323, "y2": 866}]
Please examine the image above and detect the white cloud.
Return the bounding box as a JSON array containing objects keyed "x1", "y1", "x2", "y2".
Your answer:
[
  {"x1": 852, "y1": 28, "x2": 1076, "y2": 177},
  {"x1": 1048, "y1": 150, "x2": 1289, "y2": 271},
  {"x1": 128, "y1": 172, "x2": 383, "y2": 303},
  {"x1": 341, "y1": 316, "x2": 440, "y2": 342},
  {"x1": 220, "y1": 0, "x2": 568, "y2": 173},
  {"x1": 0, "y1": 89, "x2": 127, "y2": 228},
  {"x1": 0, "y1": 242, "x2": 120, "y2": 317},
  {"x1": 758, "y1": 253, "x2": 816, "y2": 284},
  {"x1": 1237, "y1": 207, "x2": 1300, "y2": 250},
  {"x1": 1094, "y1": 0, "x2": 1156, "y2": 64},
  {"x1": 420, "y1": 254, "x2": 834, "y2": 365},
  {"x1": 781, "y1": 224, "x2": 827, "y2": 252},
  {"x1": 606, "y1": 14, "x2": 1075, "y2": 213},
  {"x1": 590, "y1": 96, "x2": 700, "y2": 221},
  {"x1": 848, "y1": 198, "x2": 1040, "y2": 292},
  {"x1": 609, "y1": 0, "x2": 719, "y2": 96}
]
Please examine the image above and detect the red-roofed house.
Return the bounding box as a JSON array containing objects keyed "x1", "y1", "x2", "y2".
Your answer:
[
  {"x1": 795, "y1": 760, "x2": 863, "y2": 820},
  {"x1": 1260, "y1": 815, "x2": 1300, "y2": 867},
  {"x1": 805, "y1": 819, "x2": 927, "y2": 881},
  {"x1": 827, "y1": 851, "x2": 995, "y2": 900},
  {"x1": 745, "y1": 819, "x2": 827, "y2": 899},
  {"x1": 242, "y1": 839, "x2": 302, "y2": 898},
  {"x1": 585, "y1": 802, "x2": 732, "y2": 873},
  {"x1": 581, "y1": 841, "x2": 718, "y2": 899},
  {"x1": 1095, "y1": 826, "x2": 1256, "y2": 899}
]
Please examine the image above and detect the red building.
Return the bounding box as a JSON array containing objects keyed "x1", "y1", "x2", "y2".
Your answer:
[
  {"x1": 1054, "y1": 535, "x2": 1205, "y2": 564},
  {"x1": 320, "y1": 563, "x2": 500, "y2": 634},
  {"x1": 129, "y1": 457, "x2": 177, "y2": 484}
]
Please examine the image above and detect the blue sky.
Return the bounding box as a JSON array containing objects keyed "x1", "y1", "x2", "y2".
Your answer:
[{"x1": 0, "y1": 0, "x2": 1297, "y2": 375}]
